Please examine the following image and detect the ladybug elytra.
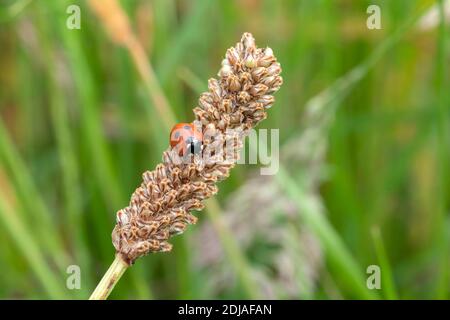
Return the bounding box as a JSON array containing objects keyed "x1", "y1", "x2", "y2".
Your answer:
[{"x1": 170, "y1": 122, "x2": 203, "y2": 156}]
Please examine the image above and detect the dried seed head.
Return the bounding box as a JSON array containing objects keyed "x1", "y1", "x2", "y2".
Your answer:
[{"x1": 112, "y1": 32, "x2": 282, "y2": 264}]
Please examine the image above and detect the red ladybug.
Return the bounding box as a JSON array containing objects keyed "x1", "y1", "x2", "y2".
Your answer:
[{"x1": 170, "y1": 122, "x2": 203, "y2": 156}]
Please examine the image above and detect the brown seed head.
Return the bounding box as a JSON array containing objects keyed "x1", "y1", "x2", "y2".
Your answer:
[{"x1": 112, "y1": 32, "x2": 282, "y2": 264}]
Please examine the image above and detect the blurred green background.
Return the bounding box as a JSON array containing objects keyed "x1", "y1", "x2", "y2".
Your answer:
[{"x1": 0, "y1": 0, "x2": 449, "y2": 299}]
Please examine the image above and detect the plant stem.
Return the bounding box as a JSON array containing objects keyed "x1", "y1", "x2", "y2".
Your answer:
[{"x1": 90, "y1": 254, "x2": 129, "y2": 300}]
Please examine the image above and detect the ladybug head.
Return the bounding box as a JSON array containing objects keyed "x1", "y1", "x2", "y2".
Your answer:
[{"x1": 185, "y1": 136, "x2": 202, "y2": 155}]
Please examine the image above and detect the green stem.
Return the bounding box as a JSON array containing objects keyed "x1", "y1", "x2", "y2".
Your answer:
[{"x1": 89, "y1": 255, "x2": 129, "y2": 300}]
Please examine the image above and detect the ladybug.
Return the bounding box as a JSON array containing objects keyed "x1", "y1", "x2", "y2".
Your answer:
[{"x1": 170, "y1": 122, "x2": 203, "y2": 156}]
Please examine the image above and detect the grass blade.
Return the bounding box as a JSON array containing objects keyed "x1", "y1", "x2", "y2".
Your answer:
[{"x1": 371, "y1": 227, "x2": 399, "y2": 299}]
